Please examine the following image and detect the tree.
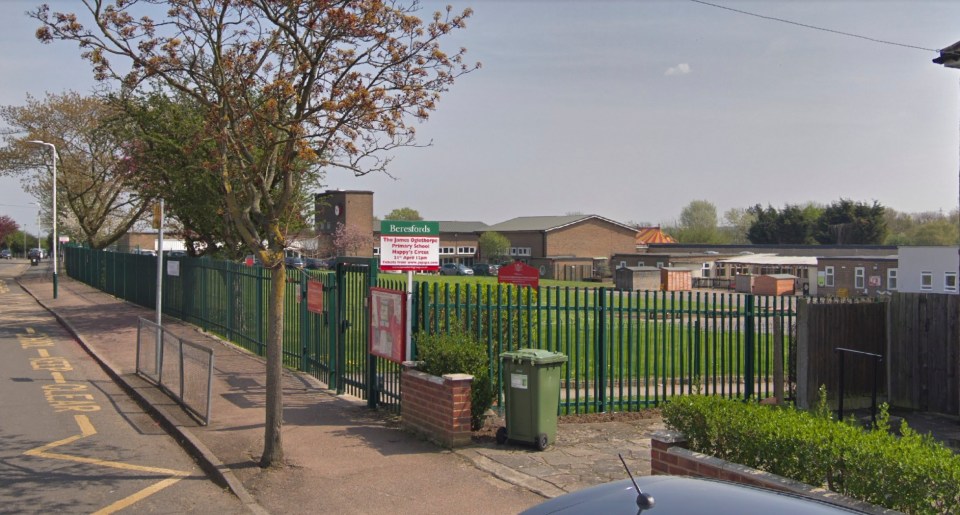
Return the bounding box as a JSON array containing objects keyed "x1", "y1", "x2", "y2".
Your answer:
[
  {"x1": 36, "y1": 0, "x2": 475, "y2": 467},
  {"x1": 333, "y1": 222, "x2": 374, "y2": 257},
  {"x1": 746, "y1": 203, "x2": 821, "y2": 244},
  {"x1": 676, "y1": 200, "x2": 724, "y2": 243},
  {"x1": 0, "y1": 92, "x2": 153, "y2": 249},
  {"x1": 721, "y1": 207, "x2": 755, "y2": 244},
  {"x1": 114, "y1": 90, "x2": 244, "y2": 258},
  {"x1": 814, "y1": 199, "x2": 886, "y2": 244},
  {"x1": 478, "y1": 231, "x2": 509, "y2": 263},
  {"x1": 383, "y1": 207, "x2": 423, "y2": 221},
  {"x1": 0, "y1": 215, "x2": 18, "y2": 247}
]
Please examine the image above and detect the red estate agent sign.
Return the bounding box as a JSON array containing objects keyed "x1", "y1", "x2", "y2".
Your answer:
[
  {"x1": 498, "y1": 261, "x2": 540, "y2": 289},
  {"x1": 369, "y1": 288, "x2": 407, "y2": 363}
]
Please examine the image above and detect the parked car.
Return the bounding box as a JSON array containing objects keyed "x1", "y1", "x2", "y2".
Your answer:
[
  {"x1": 304, "y1": 257, "x2": 329, "y2": 270},
  {"x1": 166, "y1": 250, "x2": 188, "y2": 258},
  {"x1": 439, "y1": 263, "x2": 474, "y2": 276},
  {"x1": 0, "y1": 249, "x2": 11, "y2": 259},
  {"x1": 243, "y1": 254, "x2": 262, "y2": 267},
  {"x1": 520, "y1": 475, "x2": 866, "y2": 514},
  {"x1": 471, "y1": 263, "x2": 500, "y2": 276},
  {"x1": 285, "y1": 255, "x2": 305, "y2": 269}
]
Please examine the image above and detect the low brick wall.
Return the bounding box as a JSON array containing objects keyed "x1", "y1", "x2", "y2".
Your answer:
[
  {"x1": 650, "y1": 431, "x2": 896, "y2": 515},
  {"x1": 400, "y1": 364, "x2": 473, "y2": 448}
]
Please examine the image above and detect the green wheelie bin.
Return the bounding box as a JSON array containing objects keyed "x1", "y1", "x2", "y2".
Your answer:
[{"x1": 496, "y1": 349, "x2": 568, "y2": 450}]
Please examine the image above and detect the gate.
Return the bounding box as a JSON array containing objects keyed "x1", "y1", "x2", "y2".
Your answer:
[{"x1": 320, "y1": 257, "x2": 407, "y2": 410}]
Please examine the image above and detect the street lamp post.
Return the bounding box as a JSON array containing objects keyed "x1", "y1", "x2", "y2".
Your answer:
[{"x1": 26, "y1": 140, "x2": 58, "y2": 299}]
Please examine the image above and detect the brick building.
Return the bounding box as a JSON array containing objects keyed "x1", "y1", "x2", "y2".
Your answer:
[
  {"x1": 314, "y1": 190, "x2": 374, "y2": 257},
  {"x1": 483, "y1": 215, "x2": 637, "y2": 280}
]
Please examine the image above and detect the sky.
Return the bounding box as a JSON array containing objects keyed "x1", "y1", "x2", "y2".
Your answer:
[{"x1": 2, "y1": 0, "x2": 960, "y2": 235}]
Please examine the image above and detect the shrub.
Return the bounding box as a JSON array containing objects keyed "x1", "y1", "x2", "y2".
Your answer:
[
  {"x1": 415, "y1": 328, "x2": 495, "y2": 430},
  {"x1": 662, "y1": 395, "x2": 960, "y2": 514}
]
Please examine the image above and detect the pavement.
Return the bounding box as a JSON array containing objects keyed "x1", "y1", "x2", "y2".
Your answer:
[{"x1": 12, "y1": 262, "x2": 668, "y2": 515}]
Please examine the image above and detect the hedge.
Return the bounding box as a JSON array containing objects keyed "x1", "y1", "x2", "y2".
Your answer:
[{"x1": 662, "y1": 392, "x2": 960, "y2": 514}]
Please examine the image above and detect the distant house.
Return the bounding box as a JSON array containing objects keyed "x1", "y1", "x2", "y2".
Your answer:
[
  {"x1": 484, "y1": 215, "x2": 637, "y2": 280},
  {"x1": 815, "y1": 255, "x2": 898, "y2": 297},
  {"x1": 896, "y1": 246, "x2": 958, "y2": 295},
  {"x1": 113, "y1": 231, "x2": 187, "y2": 253}
]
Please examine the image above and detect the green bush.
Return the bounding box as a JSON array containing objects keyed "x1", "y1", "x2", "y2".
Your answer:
[
  {"x1": 662, "y1": 394, "x2": 960, "y2": 514},
  {"x1": 415, "y1": 328, "x2": 495, "y2": 430}
]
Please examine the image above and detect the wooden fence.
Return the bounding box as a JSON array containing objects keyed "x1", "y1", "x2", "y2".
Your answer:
[
  {"x1": 888, "y1": 293, "x2": 960, "y2": 415},
  {"x1": 796, "y1": 299, "x2": 887, "y2": 410},
  {"x1": 796, "y1": 293, "x2": 960, "y2": 416}
]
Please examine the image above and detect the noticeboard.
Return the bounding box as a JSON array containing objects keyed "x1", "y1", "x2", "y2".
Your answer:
[
  {"x1": 307, "y1": 280, "x2": 324, "y2": 314},
  {"x1": 369, "y1": 288, "x2": 406, "y2": 363},
  {"x1": 498, "y1": 261, "x2": 540, "y2": 288},
  {"x1": 379, "y1": 221, "x2": 440, "y2": 272}
]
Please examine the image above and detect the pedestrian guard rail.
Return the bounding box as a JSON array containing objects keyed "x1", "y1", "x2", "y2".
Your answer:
[{"x1": 136, "y1": 317, "x2": 214, "y2": 425}]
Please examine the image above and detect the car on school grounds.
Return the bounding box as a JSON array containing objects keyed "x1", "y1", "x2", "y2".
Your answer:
[
  {"x1": 520, "y1": 475, "x2": 868, "y2": 515},
  {"x1": 471, "y1": 263, "x2": 500, "y2": 276},
  {"x1": 439, "y1": 263, "x2": 473, "y2": 276}
]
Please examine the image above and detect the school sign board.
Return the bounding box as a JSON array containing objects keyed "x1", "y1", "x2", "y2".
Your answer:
[{"x1": 379, "y1": 221, "x2": 440, "y2": 272}]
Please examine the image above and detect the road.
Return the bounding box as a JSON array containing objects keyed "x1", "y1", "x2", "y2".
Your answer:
[{"x1": 0, "y1": 260, "x2": 247, "y2": 514}]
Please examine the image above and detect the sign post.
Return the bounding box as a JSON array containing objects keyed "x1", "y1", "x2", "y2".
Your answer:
[{"x1": 378, "y1": 221, "x2": 440, "y2": 360}]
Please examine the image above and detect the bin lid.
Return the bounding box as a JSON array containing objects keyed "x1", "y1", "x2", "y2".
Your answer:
[{"x1": 500, "y1": 348, "x2": 568, "y2": 365}]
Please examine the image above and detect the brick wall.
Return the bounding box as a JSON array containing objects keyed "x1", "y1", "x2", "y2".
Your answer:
[
  {"x1": 401, "y1": 365, "x2": 473, "y2": 448},
  {"x1": 547, "y1": 219, "x2": 637, "y2": 259},
  {"x1": 650, "y1": 431, "x2": 892, "y2": 514}
]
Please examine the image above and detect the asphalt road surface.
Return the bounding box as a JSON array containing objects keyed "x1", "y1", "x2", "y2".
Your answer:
[{"x1": 0, "y1": 260, "x2": 247, "y2": 514}]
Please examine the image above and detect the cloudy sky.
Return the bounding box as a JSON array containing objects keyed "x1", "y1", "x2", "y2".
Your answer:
[{"x1": 2, "y1": 0, "x2": 960, "y2": 234}]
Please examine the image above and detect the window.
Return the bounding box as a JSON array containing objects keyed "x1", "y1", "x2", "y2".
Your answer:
[
  {"x1": 619, "y1": 261, "x2": 627, "y2": 268},
  {"x1": 946, "y1": 272, "x2": 958, "y2": 293},
  {"x1": 702, "y1": 262, "x2": 711, "y2": 278},
  {"x1": 854, "y1": 267, "x2": 865, "y2": 289},
  {"x1": 824, "y1": 266, "x2": 834, "y2": 287},
  {"x1": 887, "y1": 269, "x2": 898, "y2": 290},
  {"x1": 439, "y1": 247, "x2": 454, "y2": 255},
  {"x1": 656, "y1": 261, "x2": 664, "y2": 268},
  {"x1": 457, "y1": 246, "x2": 476, "y2": 255},
  {"x1": 921, "y1": 271, "x2": 933, "y2": 291},
  {"x1": 509, "y1": 247, "x2": 531, "y2": 257},
  {"x1": 373, "y1": 247, "x2": 380, "y2": 256}
]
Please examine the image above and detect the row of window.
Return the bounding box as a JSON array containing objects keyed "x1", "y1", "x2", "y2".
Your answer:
[
  {"x1": 821, "y1": 266, "x2": 958, "y2": 293},
  {"x1": 439, "y1": 247, "x2": 476, "y2": 255}
]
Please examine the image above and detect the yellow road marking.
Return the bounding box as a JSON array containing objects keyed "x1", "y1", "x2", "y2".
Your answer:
[
  {"x1": 92, "y1": 476, "x2": 185, "y2": 515},
  {"x1": 19, "y1": 328, "x2": 193, "y2": 513}
]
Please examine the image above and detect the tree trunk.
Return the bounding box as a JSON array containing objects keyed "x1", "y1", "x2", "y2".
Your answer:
[{"x1": 260, "y1": 263, "x2": 286, "y2": 467}]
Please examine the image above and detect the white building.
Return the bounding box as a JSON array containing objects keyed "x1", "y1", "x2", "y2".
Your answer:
[{"x1": 896, "y1": 246, "x2": 959, "y2": 295}]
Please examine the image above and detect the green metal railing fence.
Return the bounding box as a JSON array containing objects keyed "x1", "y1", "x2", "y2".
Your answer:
[{"x1": 65, "y1": 247, "x2": 798, "y2": 416}]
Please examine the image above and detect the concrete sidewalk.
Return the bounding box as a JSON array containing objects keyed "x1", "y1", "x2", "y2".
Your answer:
[{"x1": 16, "y1": 269, "x2": 664, "y2": 514}]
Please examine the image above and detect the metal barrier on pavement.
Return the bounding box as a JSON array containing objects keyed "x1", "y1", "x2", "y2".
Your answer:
[{"x1": 136, "y1": 317, "x2": 214, "y2": 425}]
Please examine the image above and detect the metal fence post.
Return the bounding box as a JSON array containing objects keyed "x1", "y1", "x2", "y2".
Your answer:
[
  {"x1": 366, "y1": 258, "x2": 379, "y2": 408},
  {"x1": 744, "y1": 294, "x2": 755, "y2": 400},
  {"x1": 596, "y1": 287, "x2": 607, "y2": 412}
]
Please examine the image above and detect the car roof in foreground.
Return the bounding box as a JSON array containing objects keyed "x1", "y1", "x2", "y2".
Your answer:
[{"x1": 520, "y1": 476, "x2": 868, "y2": 515}]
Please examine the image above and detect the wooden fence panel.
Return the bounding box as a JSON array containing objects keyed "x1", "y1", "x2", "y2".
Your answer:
[
  {"x1": 888, "y1": 293, "x2": 960, "y2": 415},
  {"x1": 797, "y1": 300, "x2": 886, "y2": 409}
]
